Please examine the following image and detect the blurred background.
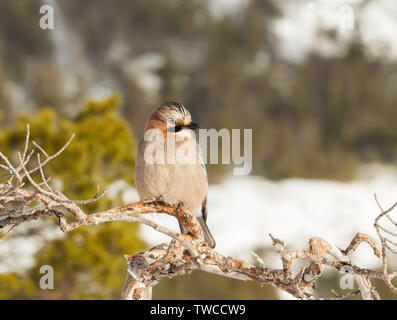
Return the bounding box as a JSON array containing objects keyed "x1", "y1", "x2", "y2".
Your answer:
[{"x1": 1, "y1": 0, "x2": 397, "y2": 299}]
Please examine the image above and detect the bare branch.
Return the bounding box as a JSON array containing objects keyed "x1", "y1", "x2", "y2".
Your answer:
[
  {"x1": 0, "y1": 224, "x2": 18, "y2": 240},
  {"x1": 32, "y1": 140, "x2": 49, "y2": 158},
  {"x1": 37, "y1": 154, "x2": 53, "y2": 192},
  {"x1": 69, "y1": 186, "x2": 107, "y2": 205},
  {"x1": 22, "y1": 124, "x2": 30, "y2": 163},
  {"x1": 0, "y1": 151, "x2": 21, "y2": 181},
  {"x1": 25, "y1": 133, "x2": 75, "y2": 178}
]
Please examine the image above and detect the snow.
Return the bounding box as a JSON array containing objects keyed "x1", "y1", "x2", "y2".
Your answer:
[
  {"x1": 0, "y1": 221, "x2": 63, "y2": 274},
  {"x1": 273, "y1": 0, "x2": 397, "y2": 62}
]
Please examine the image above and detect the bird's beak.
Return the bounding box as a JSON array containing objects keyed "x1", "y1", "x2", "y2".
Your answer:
[{"x1": 186, "y1": 122, "x2": 199, "y2": 130}]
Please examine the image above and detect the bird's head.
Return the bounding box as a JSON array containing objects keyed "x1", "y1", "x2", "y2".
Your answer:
[{"x1": 145, "y1": 102, "x2": 199, "y2": 134}]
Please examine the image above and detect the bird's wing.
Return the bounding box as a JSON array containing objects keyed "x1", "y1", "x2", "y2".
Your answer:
[
  {"x1": 198, "y1": 153, "x2": 208, "y2": 221},
  {"x1": 201, "y1": 196, "x2": 208, "y2": 221},
  {"x1": 198, "y1": 153, "x2": 206, "y2": 177}
]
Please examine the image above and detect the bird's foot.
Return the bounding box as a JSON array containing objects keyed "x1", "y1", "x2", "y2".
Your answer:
[
  {"x1": 176, "y1": 202, "x2": 185, "y2": 211},
  {"x1": 142, "y1": 196, "x2": 163, "y2": 205}
]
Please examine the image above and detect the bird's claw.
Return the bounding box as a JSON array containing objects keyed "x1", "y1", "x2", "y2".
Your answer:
[{"x1": 143, "y1": 196, "x2": 163, "y2": 205}]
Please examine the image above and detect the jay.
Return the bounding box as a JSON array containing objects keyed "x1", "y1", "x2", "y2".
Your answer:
[{"x1": 135, "y1": 102, "x2": 216, "y2": 248}]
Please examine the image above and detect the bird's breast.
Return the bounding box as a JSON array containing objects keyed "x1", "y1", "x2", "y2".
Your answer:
[{"x1": 135, "y1": 140, "x2": 207, "y2": 212}]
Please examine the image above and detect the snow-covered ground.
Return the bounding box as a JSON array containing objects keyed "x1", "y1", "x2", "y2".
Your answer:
[{"x1": 1, "y1": 163, "x2": 397, "y2": 298}]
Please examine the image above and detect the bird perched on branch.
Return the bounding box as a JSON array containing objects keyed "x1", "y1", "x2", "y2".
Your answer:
[{"x1": 135, "y1": 102, "x2": 216, "y2": 248}]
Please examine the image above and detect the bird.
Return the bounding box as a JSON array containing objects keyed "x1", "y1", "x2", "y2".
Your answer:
[{"x1": 135, "y1": 101, "x2": 216, "y2": 248}]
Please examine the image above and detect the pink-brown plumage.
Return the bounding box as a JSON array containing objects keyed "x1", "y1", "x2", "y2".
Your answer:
[{"x1": 135, "y1": 102, "x2": 216, "y2": 248}]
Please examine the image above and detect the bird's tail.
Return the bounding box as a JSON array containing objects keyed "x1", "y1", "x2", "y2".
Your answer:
[
  {"x1": 197, "y1": 216, "x2": 216, "y2": 249},
  {"x1": 178, "y1": 216, "x2": 216, "y2": 249}
]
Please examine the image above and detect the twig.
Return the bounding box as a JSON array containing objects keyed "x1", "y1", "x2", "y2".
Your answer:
[{"x1": 25, "y1": 133, "x2": 75, "y2": 177}]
